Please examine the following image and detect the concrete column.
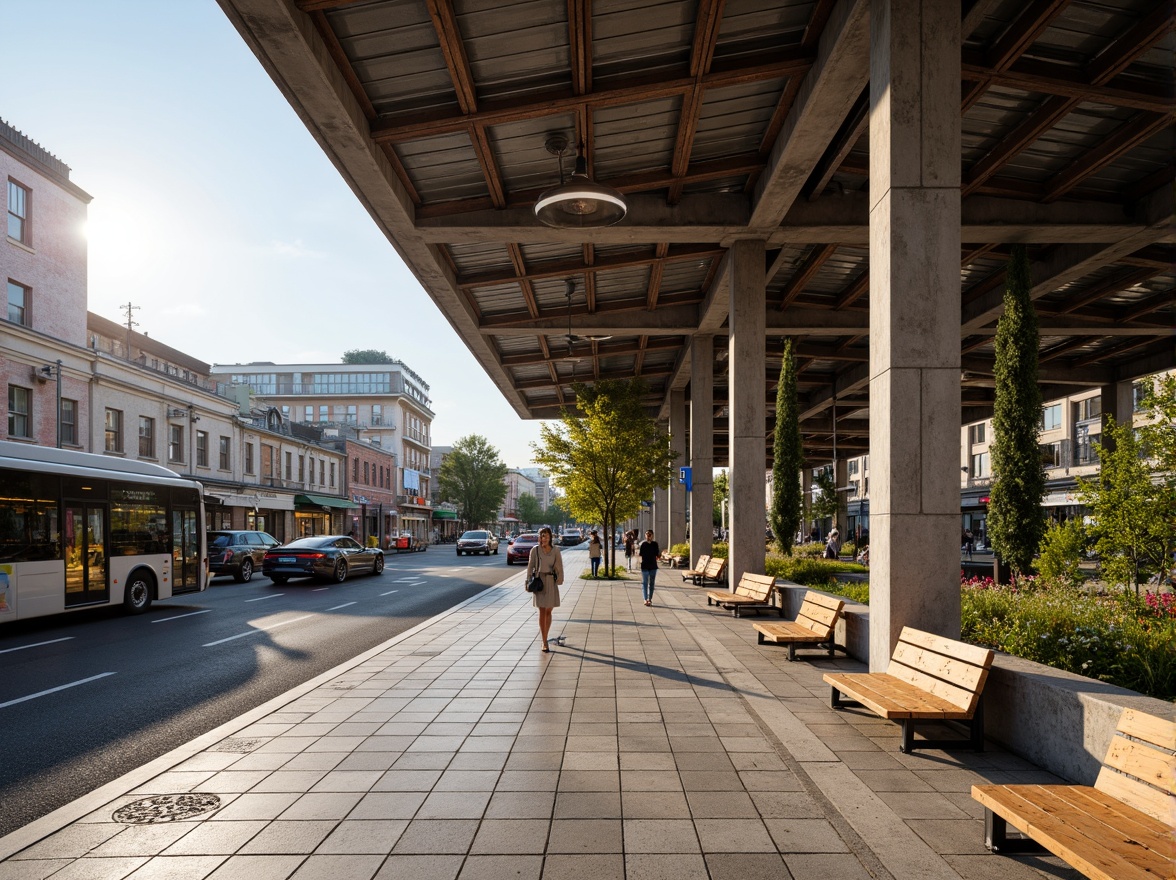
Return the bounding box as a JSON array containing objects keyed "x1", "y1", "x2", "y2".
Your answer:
[
  {"x1": 868, "y1": 0, "x2": 961, "y2": 670},
  {"x1": 1099, "y1": 380, "x2": 1134, "y2": 455},
  {"x1": 690, "y1": 335, "x2": 715, "y2": 565},
  {"x1": 653, "y1": 483, "x2": 669, "y2": 552},
  {"x1": 728, "y1": 239, "x2": 767, "y2": 587},
  {"x1": 668, "y1": 390, "x2": 688, "y2": 546}
]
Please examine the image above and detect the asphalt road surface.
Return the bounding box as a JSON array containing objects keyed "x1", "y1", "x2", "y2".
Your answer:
[{"x1": 0, "y1": 547, "x2": 519, "y2": 838}]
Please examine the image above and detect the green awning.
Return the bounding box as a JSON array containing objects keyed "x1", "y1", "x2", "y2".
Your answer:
[
  {"x1": 432, "y1": 509, "x2": 457, "y2": 519},
  {"x1": 295, "y1": 493, "x2": 359, "y2": 510}
]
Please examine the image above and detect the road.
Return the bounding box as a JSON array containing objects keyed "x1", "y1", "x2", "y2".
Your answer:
[{"x1": 0, "y1": 547, "x2": 519, "y2": 838}]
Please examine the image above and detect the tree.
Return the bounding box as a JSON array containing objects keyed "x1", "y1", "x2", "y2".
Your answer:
[
  {"x1": 769, "y1": 338, "x2": 804, "y2": 554},
  {"x1": 437, "y1": 434, "x2": 508, "y2": 529},
  {"x1": 342, "y1": 349, "x2": 393, "y2": 364},
  {"x1": 545, "y1": 495, "x2": 571, "y2": 526},
  {"x1": 515, "y1": 493, "x2": 543, "y2": 528},
  {"x1": 532, "y1": 379, "x2": 677, "y2": 575},
  {"x1": 1078, "y1": 374, "x2": 1176, "y2": 592},
  {"x1": 811, "y1": 468, "x2": 839, "y2": 524},
  {"x1": 712, "y1": 470, "x2": 729, "y2": 528},
  {"x1": 987, "y1": 245, "x2": 1046, "y2": 576}
]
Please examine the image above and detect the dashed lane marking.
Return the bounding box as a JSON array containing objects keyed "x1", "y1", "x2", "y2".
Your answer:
[
  {"x1": 0, "y1": 637, "x2": 75, "y2": 654},
  {"x1": 0, "y1": 672, "x2": 117, "y2": 709}
]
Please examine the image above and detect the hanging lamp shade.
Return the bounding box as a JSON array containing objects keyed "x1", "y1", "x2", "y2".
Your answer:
[{"x1": 534, "y1": 141, "x2": 627, "y2": 229}]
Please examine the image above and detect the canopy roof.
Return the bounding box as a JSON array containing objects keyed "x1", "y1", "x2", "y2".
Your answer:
[{"x1": 219, "y1": 0, "x2": 1174, "y2": 464}]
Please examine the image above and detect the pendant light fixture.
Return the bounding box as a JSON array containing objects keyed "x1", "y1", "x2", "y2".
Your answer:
[{"x1": 534, "y1": 134, "x2": 627, "y2": 229}]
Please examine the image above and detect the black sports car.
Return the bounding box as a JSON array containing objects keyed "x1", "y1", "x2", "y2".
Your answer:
[{"x1": 262, "y1": 535, "x2": 384, "y2": 584}]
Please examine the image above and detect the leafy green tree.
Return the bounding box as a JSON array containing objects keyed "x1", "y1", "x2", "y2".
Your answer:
[
  {"x1": 515, "y1": 493, "x2": 543, "y2": 528},
  {"x1": 342, "y1": 349, "x2": 393, "y2": 364},
  {"x1": 532, "y1": 379, "x2": 677, "y2": 575},
  {"x1": 545, "y1": 495, "x2": 572, "y2": 526},
  {"x1": 811, "y1": 468, "x2": 839, "y2": 524},
  {"x1": 1037, "y1": 518, "x2": 1087, "y2": 588},
  {"x1": 1079, "y1": 374, "x2": 1176, "y2": 593},
  {"x1": 988, "y1": 245, "x2": 1045, "y2": 576},
  {"x1": 712, "y1": 470, "x2": 729, "y2": 528},
  {"x1": 437, "y1": 434, "x2": 508, "y2": 529},
  {"x1": 770, "y1": 338, "x2": 804, "y2": 554}
]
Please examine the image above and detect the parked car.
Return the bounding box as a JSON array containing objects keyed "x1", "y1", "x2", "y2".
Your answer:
[
  {"x1": 262, "y1": 535, "x2": 384, "y2": 584},
  {"x1": 560, "y1": 529, "x2": 584, "y2": 546},
  {"x1": 456, "y1": 530, "x2": 499, "y2": 556},
  {"x1": 208, "y1": 530, "x2": 281, "y2": 582},
  {"x1": 507, "y1": 533, "x2": 540, "y2": 565}
]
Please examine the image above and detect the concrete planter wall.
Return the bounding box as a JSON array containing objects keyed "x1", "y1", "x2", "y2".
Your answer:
[{"x1": 777, "y1": 583, "x2": 1176, "y2": 784}]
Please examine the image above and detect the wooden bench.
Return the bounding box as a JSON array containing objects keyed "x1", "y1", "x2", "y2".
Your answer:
[
  {"x1": 697, "y1": 556, "x2": 727, "y2": 585},
  {"x1": 679, "y1": 555, "x2": 710, "y2": 582},
  {"x1": 971, "y1": 709, "x2": 1174, "y2": 880},
  {"x1": 706, "y1": 572, "x2": 781, "y2": 618},
  {"x1": 823, "y1": 627, "x2": 994, "y2": 753},
  {"x1": 752, "y1": 591, "x2": 845, "y2": 660}
]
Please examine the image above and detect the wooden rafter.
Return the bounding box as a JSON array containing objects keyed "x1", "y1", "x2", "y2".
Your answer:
[
  {"x1": 567, "y1": 0, "x2": 592, "y2": 96},
  {"x1": 508, "y1": 244, "x2": 541, "y2": 318},
  {"x1": 961, "y1": 0, "x2": 1073, "y2": 112},
  {"x1": 960, "y1": 56, "x2": 1175, "y2": 115},
  {"x1": 1049, "y1": 267, "x2": 1161, "y2": 315},
  {"x1": 667, "y1": 0, "x2": 725, "y2": 205},
  {"x1": 778, "y1": 244, "x2": 836, "y2": 310},
  {"x1": 458, "y1": 244, "x2": 722, "y2": 291},
  {"x1": 645, "y1": 243, "x2": 670, "y2": 311},
  {"x1": 1042, "y1": 113, "x2": 1172, "y2": 203},
  {"x1": 501, "y1": 337, "x2": 681, "y2": 368}
]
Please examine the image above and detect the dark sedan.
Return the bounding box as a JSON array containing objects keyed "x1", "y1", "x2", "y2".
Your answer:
[
  {"x1": 506, "y1": 533, "x2": 539, "y2": 565},
  {"x1": 262, "y1": 535, "x2": 385, "y2": 584},
  {"x1": 208, "y1": 530, "x2": 281, "y2": 582}
]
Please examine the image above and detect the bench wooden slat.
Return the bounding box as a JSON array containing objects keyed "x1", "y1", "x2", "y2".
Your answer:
[
  {"x1": 823, "y1": 673, "x2": 963, "y2": 719},
  {"x1": 1046, "y1": 785, "x2": 1172, "y2": 852},
  {"x1": 971, "y1": 784, "x2": 1169, "y2": 880},
  {"x1": 753, "y1": 621, "x2": 827, "y2": 643},
  {"x1": 1094, "y1": 709, "x2": 1175, "y2": 822},
  {"x1": 1101, "y1": 738, "x2": 1175, "y2": 799},
  {"x1": 1116, "y1": 707, "x2": 1175, "y2": 751},
  {"x1": 888, "y1": 651, "x2": 989, "y2": 714},
  {"x1": 680, "y1": 555, "x2": 710, "y2": 579},
  {"x1": 898, "y1": 625, "x2": 993, "y2": 667}
]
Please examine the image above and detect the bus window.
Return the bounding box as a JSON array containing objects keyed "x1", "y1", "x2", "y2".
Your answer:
[{"x1": 0, "y1": 470, "x2": 60, "y2": 562}]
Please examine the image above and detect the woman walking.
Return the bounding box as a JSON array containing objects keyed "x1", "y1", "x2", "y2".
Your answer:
[
  {"x1": 638, "y1": 529, "x2": 660, "y2": 606},
  {"x1": 624, "y1": 530, "x2": 636, "y2": 571},
  {"x1": 527, "y1": 527, "x2": 564, "y2": 653},
  {"x1": 588, "y1": 530, "x2": 603, "y2": 578}
]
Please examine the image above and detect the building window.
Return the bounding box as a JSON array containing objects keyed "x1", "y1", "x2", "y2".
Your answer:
[
  {"x1": 169, "y1": 423, "x2": 184, "y2": 462},
  {"x1": 968, "y1": 423, "x2": 986, "y2": 445},
  {"x1": 371, "y1": 404, "x2": 383, "y2": 426},
  {"x1": 285, "y1": 451, "x2": 292, "y2": 480},
  {"x1": 219, "y1": 436, "x2": 231, "y2": 470},
  {"x1": 353, "y1": 459, "x2": 359, "y2": 481},
  {"x1": 1041, "y1": 403, "x2": 1062, "y2": 431},
  {"x1": 318, "y1": 405, "x2": 328, "y2": 423},
  {"x1": 105, "y1": 408, "x2": 123, "y2": 453},
  {"x1": 7, "y1": 280, "x2": 29, "y2": 325},
  {"x1": 319, "y1": 461, "x2": 325, "y2": 484},
  {"x1": 298, "y1": 455, "x2": 305, "y2": 482},
  {"x1": 195, "y1": 431, "x2": 209, "y2": 467},
  {"x1": 1074, "y1": 425, "x2": 1096, "y2": 465},
  {"x1": 139, "y1": 416, "x2": 155, "y2": 458},
  {"x1": 364, "y1": 461, "x2": 370, "y2": 484},
  {"x1": 330, "y1": 462, "x2": 336, "y2": 488},
  {"x1": 7, "y1": 180, "x2": 29, "y2": 243},
  {"x1": 7, "y1": 385, "x2": 30, "y2": 438},
  {"x1": 245, "y1": 442, "x2": 255, "y2": 474},
  {"x1": 304, "y1": 405, "x2": 313, "y2": 423},
  {"x1": 1132, "y1": 381, "x2": 1152, "y2": 413},
  {"x1": 1040, "y1": 441, "x2": 1063, "y2": 469},
  {"x1": 1074, "y1": 397, "x2": 1101, "y2": 423},
  {"x1": 970, "y1": 451, "x2": 989, "y2": 478},
  {"x1": 60, "y1": 398, "x2": 77, "y2": 445}
]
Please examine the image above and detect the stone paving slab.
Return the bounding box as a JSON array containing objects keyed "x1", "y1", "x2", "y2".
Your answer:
[{"x1": 0, "y1": 554, "x2": 1083, "y2": 880}]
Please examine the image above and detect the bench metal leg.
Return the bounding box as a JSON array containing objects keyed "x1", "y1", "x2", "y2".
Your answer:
[
  {"x1": 900, "y1": 720, "x2": 915, "y2": 753},
  {"x1": 829, "y1": 685, "x2": 842, "y2": 709},
  {"x1": 787, "y1": 643, "x2": 796, "y2": 662},
  {"x1": 984, "y1": 809, "x2": 1045, "y2": 854},
  {"x1": 757, "y1": 632, "x2": 766, "y2": 645},
  {"x1": 707, "y1": 596, "x2": 713, "y2": 605}
]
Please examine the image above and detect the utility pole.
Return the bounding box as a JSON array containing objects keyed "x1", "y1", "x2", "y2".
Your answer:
[{"x1": 119, "y1": 302, "x2": 140, "y2": 358}]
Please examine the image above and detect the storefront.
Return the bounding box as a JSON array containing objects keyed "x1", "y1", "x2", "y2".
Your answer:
[
  {"x1": 205, "y1": 490, "x2": 296, "y2": 542},
  {"x1": 432, "y1": 506, "x2": 458, "y2": 542},
  {"x1": 294, "y1": 493, "x2": 359, "y2": 536},
  {"x1": 845, "y1": 499, "x2": 868, "y2": 548},
  {"x1": 960, "y1": 490, "x2": 990, "y2": 549},
  {"x1": 398, "y1": 494, "x2": 431, "y2": 544}
]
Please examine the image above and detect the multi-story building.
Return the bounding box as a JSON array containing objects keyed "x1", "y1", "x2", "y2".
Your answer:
[
  {"x1": 517, "y1": 467, "x2": 551, "y2": 511},
  {"x1": 500, "y1": 469, "x2": 536, "y2": 532},
  {"x1": 214, "y1": 361, "x2": 435, "y2": 543},
  {"x1": 2, "y1": 120, "x2": 355, "y2": 542}
]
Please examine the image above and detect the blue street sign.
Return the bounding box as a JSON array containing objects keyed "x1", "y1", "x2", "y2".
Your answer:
[{"x1": 679, "y1": 467, "x2": 692, "y2": 491}]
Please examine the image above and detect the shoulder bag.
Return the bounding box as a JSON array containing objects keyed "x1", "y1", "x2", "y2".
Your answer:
[{"x1": 526, "y1": 571, "x2": 544, "y2": 592}]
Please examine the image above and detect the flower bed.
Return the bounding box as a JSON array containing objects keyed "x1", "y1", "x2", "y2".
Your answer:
[{"x1": 808, "y1": 573, "x2": 1176, "y2": 700}]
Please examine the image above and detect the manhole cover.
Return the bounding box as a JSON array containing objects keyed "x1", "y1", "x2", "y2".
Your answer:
[
  {"x1": 209, "y1": 737, "x2": 267, "y2": 753},
  {"x1": 113, "y1": 793, "x2": 221, "y2": 824}
]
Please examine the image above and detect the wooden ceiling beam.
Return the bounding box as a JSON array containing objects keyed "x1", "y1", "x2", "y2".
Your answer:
[
  {"x1": 1121, "y1": 291, "x2": 1176, "y2": 323},
  {"x1": 1051, "y1": 266, "x2": 1161, "y2": 315},
  {"x1": 457, "y1": 244, "x2": 721, "y2": 291},
  {"x1": 502, "y1": 338, "x2": 680, "y2": 368},
  {"x1": 778, "y1": 244, "x2": 837, "y2": 309},
  {"x1": 1043, "y1": 113, "x2": 1172, "y2": 203},
  {"x1": 645, "y1": 243, "x2": 669, "y2": 310},
  {"x1": 567, "y1": 0, "x2": 592, "y2": 96},
  {"x1": 961, "y1": 0, "x2": 1072, "y2": 111},
  {"x1": 667, "y1": 0, "x2": 725, "y2": 205}
]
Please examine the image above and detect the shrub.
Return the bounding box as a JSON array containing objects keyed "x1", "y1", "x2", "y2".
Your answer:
[
  {"x1": 710, "y1": 543, "x2": 728, "y2": 559},
  {"x1": 1037, "y1": 519, "x2": 1087, "y2": 587},
  {"x1": 669, "y1": 542, "x2": 691, "y2": 558},
  {"x1": 793, "y1": 542, "x2": 825, "y2": 558},
  {"x1": 764, "y1": 555, "x2": 866, "y2": 588}
]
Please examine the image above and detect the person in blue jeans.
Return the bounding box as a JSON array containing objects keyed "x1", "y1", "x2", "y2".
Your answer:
[
  {"x1": 588, "y1": 530, "x2": 603, "y2": 578},
  {"x1": 637, "y1": 529, "x2": 660, "y2": 606}
]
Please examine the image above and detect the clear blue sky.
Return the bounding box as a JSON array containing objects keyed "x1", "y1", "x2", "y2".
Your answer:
[{"x1": 1, "y1": 0, "x2": 547, "y2": 468}]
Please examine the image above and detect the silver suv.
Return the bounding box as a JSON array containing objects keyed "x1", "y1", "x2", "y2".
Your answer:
[
  {"x1": 208, "y1": 530, "x2": 281, "y2": 582},
  {"x1": 456, "y1": 530, "x2": 499, "y2": 556}
]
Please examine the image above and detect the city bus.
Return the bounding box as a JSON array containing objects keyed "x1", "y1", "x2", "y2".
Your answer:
[{"x1": 0, "y1": 440, "x2": 207, "y2": 622}]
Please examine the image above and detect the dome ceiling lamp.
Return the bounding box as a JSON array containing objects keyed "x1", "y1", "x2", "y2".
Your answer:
[{"x1": 534, "y1": 134, "x2": 627, "y2": 229}]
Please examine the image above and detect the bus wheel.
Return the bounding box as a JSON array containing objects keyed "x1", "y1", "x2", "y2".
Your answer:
[{"x1": 124, "y1": 570, "x2": 154, "y2": 614}]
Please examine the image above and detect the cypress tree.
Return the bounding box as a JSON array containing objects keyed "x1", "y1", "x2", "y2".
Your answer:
[
  {"x1": 770, "y1": 338, "x2": 804, "y2": 554},
  {"x1": 988, "y1": 245, "x2": 1046, "y2": 575}
]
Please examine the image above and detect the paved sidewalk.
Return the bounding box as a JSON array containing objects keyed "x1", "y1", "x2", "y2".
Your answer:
[{"x1": 0, "y1": 552, "x2": 1080, "y2": 880}]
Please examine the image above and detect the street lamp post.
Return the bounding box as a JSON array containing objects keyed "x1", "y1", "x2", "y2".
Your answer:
[{"x1": 41, "y1": 360, "x2": 62, "y2": 448}]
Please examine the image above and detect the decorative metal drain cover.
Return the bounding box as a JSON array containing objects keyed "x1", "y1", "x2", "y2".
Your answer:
[
  {"x1": 113, "y1": 793, "x2": 221, "y2": 824},
  {"x1": 209, "y1": 737, "x2": 267, "y2": 753}
]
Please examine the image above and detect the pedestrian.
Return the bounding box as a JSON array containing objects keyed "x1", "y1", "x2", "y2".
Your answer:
[
  {"x1": 638, "y1": 528, "x2": 660, "y2": 606},
  {"x1": 624, "y1": 530, "x2": 636, "y2": 571},
  {"x1": 527, "y1": 527, "x2": 564, "y2": 653},
  {"x1": 588, "y1": 530, "x2": 603, "y2": 578},
  {"x1": 823, "y1": 527, "x2": 841, "y2": 560},
  {"x1": 963, "y1": 529, "x2": 975, "y2": 561}
]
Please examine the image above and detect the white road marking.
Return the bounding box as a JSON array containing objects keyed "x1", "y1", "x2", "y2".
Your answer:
[
  {"x1": 380, "y1": 590, "x2": 399, "y2": 596},
  {"x1": 151, "y1": 609, "x2": 213, "y2": 623},
  {"x1": 0, "y1": 672, "x2": 117, "y2": 709},
  {"x1": 326, "y1": 602, "x2": 357, "y2": 611},
  {"x1": 202, "y1": 614, "x2": 314, "y2": 647},
  {"x1": 311, "y1": 587, "x2": 330, "y2": 592},
  {"x1": 0, "y1": 637, "x2": 74, "y2": 654},
  {"x1": 394, "y1": 577, "x2": 423, "y2": 582},
  {"x1": 245, "y1": 594, "x2": 283, "y2": 602}
]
